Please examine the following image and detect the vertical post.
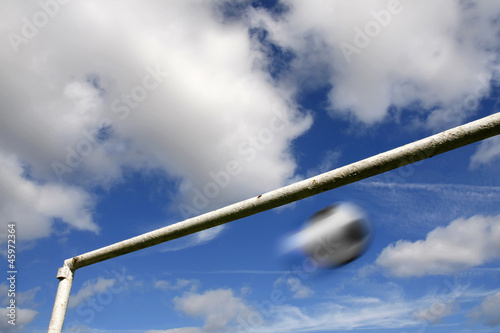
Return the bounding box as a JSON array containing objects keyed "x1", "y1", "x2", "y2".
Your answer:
[{"x1": 47, "y1": 261, "x2": 75, "y2": 333}]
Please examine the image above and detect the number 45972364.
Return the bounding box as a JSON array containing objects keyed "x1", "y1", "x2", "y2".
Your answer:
[{"x1": 7, "y1": 223, "x2": 16, "y2": 268}]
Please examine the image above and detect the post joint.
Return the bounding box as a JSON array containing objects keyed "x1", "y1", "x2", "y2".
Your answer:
[{"x1": 56, "y1": 259, "x2": 75, "y2": 280}]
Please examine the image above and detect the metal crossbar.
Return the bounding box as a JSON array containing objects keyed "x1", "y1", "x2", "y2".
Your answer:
[{"x1": 48, "y1": 112, "x2": 500, "y2": 332}]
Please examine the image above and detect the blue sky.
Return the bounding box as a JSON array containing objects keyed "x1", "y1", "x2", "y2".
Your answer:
[{"x1": 1, "y1": 0, "x2": 500, "y2": 332}]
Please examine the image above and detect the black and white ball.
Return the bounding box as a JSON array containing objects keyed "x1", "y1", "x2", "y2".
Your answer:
[{"x1": 284, "y1": 202, "x2": 371, "y2": 268}]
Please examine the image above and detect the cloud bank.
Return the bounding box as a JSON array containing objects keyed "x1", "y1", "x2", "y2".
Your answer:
[
  {"x1": 254, "y1": 0, "x2": 500, "y2": 127},
  {"x1": 376, "y1": 214, "x2": 500, "y2": 277},
  {"x1": 0, "y1": 0, "x2": 312, "y2": 240},
  {"x1": 468, "y1": 291, "x2": 500, "y2": 327},
  {"x1": 1, "y1": 0, "x2": 498, "y2": 244}
]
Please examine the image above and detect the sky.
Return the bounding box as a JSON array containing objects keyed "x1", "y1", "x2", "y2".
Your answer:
[{"x1": 1, "y1": 0, "x2": 500, "y2": 332}]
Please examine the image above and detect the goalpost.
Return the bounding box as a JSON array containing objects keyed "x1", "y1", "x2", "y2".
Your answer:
[{"x1": 48, "y1": 112, "x2": 500, "y2": 333}]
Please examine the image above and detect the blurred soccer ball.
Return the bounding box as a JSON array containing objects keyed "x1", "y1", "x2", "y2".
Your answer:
[{"x1": 284, "y1": 202, "x2": 371, "y2": 268}]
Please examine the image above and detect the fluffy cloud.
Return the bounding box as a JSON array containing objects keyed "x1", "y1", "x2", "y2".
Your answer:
[
  {"x1": 0, "y1": 0, "x2": 312, "y2": 241},
  {"x1": 254, "y1": 0, "x2": 500, "y2": 127},
  {"x1": 170, "y1": 288, "x2": 415, "y2": 332},
  {"x1": 468, "y1": 292, "x2": 500, "y2": 327},
  {"x1": 169, "y1": 286, "x2": 412, "y2": 332},
  {"x1": 0, "y1": 152, "x2": 97, "y2": 242},
  {"x1": 274, "y1": 276, "x2": 314, "y2": 299},
  {"x1": 0, "y1": 307, "x2": 37, "y2": 333},
  {"x1": 154, "y1": 278, "x2": 199, "y2": 292},
  {"x1": 2, "y1": 0, "x2": 498, "y2": 247},
  {"x1": 259, "y1": 302, "x2": 416, "y2": 331},
  {"x1": 152, "y1": 285, "x2": 500, "y2": 332},
  {"x1": 68, "y1": 277, "x2": 116, "y2": 308},
  {"x1": 161, "y1": 226, "x2": 226, "y2": 252},
  {"x1": 173, "y1": 288, "x2": 255, "y2": 331},
  {"x1": 0, "y1": 284, "x2": 39, "y2": 333},
  {"x1": 3, "y1": 0, "x2": 498, "y2": 245},
  {"x1": 376, "y1": 214, "x2": 500, "y2": 277},
  {"x1": 470, "y1": 136, "x2": 500, "y2": 168}
]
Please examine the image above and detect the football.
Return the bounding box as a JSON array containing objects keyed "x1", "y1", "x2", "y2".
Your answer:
[{"x1": 284, "y1": 202, "x2": 371, "y2": 268}]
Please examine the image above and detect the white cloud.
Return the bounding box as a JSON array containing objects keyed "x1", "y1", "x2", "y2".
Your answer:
[
  {"x1": 468, "y1": 291, "x2": 500, "y2": 327},
  {"x1": 68, "y1": 277, "x2": 116, "y2": 308},
  {"x1": 0, "y1": 153, "x2": 97, "y2": 242},
  {"x1": 196, "y1": 226, "x2": 225, "y2": 243},
  {"x1": 154, "y1": 280, "x2": 170, "y2": 290},
  {"x1": 160, "y1": 225, "x2": 226, "y2": 252},
  {"x1": 158, "y1": 284, "x2": 500, "y2": 332},
  {"x1": 240, "y1": 286, "x2": 252, "y2": 296},
  {"x1": 274, "y1": 276, "x2": 314, "y2": 299},
  {"x1": 263, "y1": 302, "x2": 417, "y2": 331},
  {"x1": 252, "y1": 286, "x2": 487, "y2": 332},
  {"x1": 336, "y1": 295, "x2": 382, "y2": 305},
  {"x1": 0, "y1": 307, "x2": 38, "y2": 333},
  {"x1": 376, "y1": 214, "x2": 500, "y2": 277},
  {"x1": 0, "y1": 284, "x2": 39, "y2": 332},
  {"x1": 173, "y1": 288, "x2": 255, "y2": 332},
  {"x1": 3, "y1": 0, "x2": 498, "y2": 246},
  {"x1": 154, "y1": 278, "x2": 199, "y2": 292},
  {"x1": 0, "y1": 0, "x2": 313, "y2": 242},
  {"x1": 413, "y1": 299, "x2": 458, "y2": 324},
  {"x1": 254, "y1": 0, "x2": 500, "y2": 127},
  {"x1": 470, "y1": 136, "x2": 500, "y2": 168},
  {"x1": 0, "y1": 284, "x2": 39, "y2": 307}
]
